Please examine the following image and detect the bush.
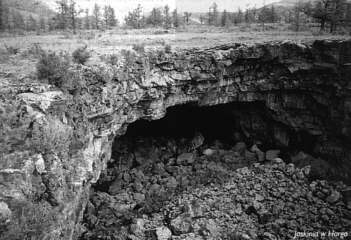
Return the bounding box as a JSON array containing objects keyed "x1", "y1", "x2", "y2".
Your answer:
[
  {"x1": 31, "y1": 116, "x2": 73, "y2": 159},
  {"x1": 72, "y1": 45, "x2": 90, "y2": 65},
  {"x1": 164, "y1": 44, "x2": 172, "y2": 53},
  {"x1": 121, "y1": 49, "x2": 137, "y2": 66},
  {"x1": 4, "y1": 44, "x2": 20, "y2": 55},
  {"x1": 1, "y1": 201, "x2": 58, "y2": 240},
  {"x1": 132, "y1": 43, "x2": 145, "y2": 54},
  {"x1": 22, "y1": 43, "x2": 44, "y2": 58},
  {"x1": 36, "y1": 51, "x2": 70, "y2": 87},
  {"x1": 100, "y1": 53, "x2": 119, "y2": 66},
  {"x1": 0, "y1": 102, "x2": 31, "y2": 158}
]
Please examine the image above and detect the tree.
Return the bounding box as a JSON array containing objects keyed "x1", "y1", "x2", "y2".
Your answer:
[
  {"x1": 39, "y1": 17, "x2": 47, "y2": 32},
  {"x1": 172, "y1": 9, "x2": 179, "y2": 27},
  {"x1": 237, "y1": 8, "x2": 244, "y2": 24},
  {"x1": 164, "y1": 5, "x2": 172, "y2": 29},
  {"x1": 329, "y1": 0, "x2": 347, "y2": 32},
  {"x1": 68, "y1": 0, "x2": 82, "y2": 34},
  {"x1": 103, "y1": 5, "x2": 117, "y2": 29},
  {"x1": 56, "y1": 0, "x2": 69, "y2": 30},
  {"x1": 109, "y1": 6, "x2": 117, "y2": 27},
  {"x1": 13, "y1": 11, "x2": 25, "y2": 30},
  {"x1": 0, "y1": 0, "x2": 3, "y2": 31},
  {"x1": 208, "y1": 2, "x2": 218, "y2": 25},
  {"x1": 221, "y1": 10, "x2": 228, "y2": 26},
  {"x1": 26, "y1": 15, "x2": 37, "y2": 31},
  {"x1": 125, "y1": 4, "x2": 143, "y2": 28},
  {"x1": 184, "y1": 12, "x2": 192, "y2": 25},
  {"x1": 92, "y1": 3, "x2": 101, "y2": 29},
  {"x1": 148, "y1": 7, "x2": 163, "y2": 26},
  {"x1": 258, "y1": 4, "x2": 271, "y2": 30},
  {"x1": 84, "y1": 9, "x2": 90, "y2": 29},
  {"x1": 270, "y1": 5, "x2": 278, "y2": 23}
]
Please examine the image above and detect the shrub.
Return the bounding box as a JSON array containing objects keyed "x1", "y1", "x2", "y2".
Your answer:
[
  {"x1": 1, "y1": 201, "x2": 58, "y2": 240},
  {"x1": 100, "y1": 53, "x2": 119, "y2": 66},
  {"x1": 36, "y1": 51, "x2": 70, "y2": 87},
  {"x1": 164, "y1": 44, "x2": 172, "y2": 53},
  {"x1": 22, "y1": 43, "x2": 44, "y2": 58},
  {"x1": 4, "y1": 44, "x2": 20, "y2": 55},
  {"x1": 72, "y1": 45, "x2": 90, "y2": 65},
  {"x1": 0, "y1": 101, "x2": 32, "y2": 158},
  {"x1": 31, "y1": 116, "x2": 73, "y2": 159},
  {"x1": 132, "y1": 43, "x2": 145, "y2": 54},
  {"x1": 121, "y1": 49, "x2": 137, "y2": 66}
]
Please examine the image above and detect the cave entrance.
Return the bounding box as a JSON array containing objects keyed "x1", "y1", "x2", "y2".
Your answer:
[{"x1": 80, "y1": 102, "x2": 345, "y2": 240}]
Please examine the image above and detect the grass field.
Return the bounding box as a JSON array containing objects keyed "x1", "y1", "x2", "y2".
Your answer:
[{"x1": 0, "y1": 25, "x2": 350, "y2": 87}]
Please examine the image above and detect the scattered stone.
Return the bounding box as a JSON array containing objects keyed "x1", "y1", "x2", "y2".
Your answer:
[
  {"x1": 130, "y1": 218, "x2": 145, "y2": 235},
  {"x1": 155, "y1": 226, "x2": 172, "y2": 240},
  {"x1": 251, "y1": 144, "x2": 265, "y2": 162},
  {"x1": 326, "y1": 190, "x2": 341, "y2": 203},
  {"x1": 234, "y1": 142, "x2": 247, "y2": 155},
  {"x1": 203, "y1": 149, "x2": 215, "y2": 156},
  {"x1": 34, "y1": 154, "x2": 46, "y2": 174},
  {"x1": 170, "y1": 214, "x2": 192, "y2": 235},
  {"x1": 177, "y1": 153, "x2": 195, "y2": 165},
  {"x1": 0, "y1": 202, "x2": 11, "y2": 223},
  {"x1": 83, "y1": 135, "x2": 351, "y2": 240}
]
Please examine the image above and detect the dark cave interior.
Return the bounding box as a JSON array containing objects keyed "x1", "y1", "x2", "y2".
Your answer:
[{"x1": 115, "y1": 102, "x2": 317, "y2": 156}]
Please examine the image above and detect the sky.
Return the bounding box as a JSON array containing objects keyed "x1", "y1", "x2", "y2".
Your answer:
[{"x1": 45, "y1": 0, "x2": 280, "y2": 21}]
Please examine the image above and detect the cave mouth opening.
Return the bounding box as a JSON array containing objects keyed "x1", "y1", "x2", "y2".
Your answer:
[
  {"x1": 80, "y1": 102, "x2": 349, "y2": 240},
  {"x1": 94, "y1": 101, "x2": 321, "y2": 193},
  {"x1": 91, "y1": 101, "x2": 323, "y2": 197}
]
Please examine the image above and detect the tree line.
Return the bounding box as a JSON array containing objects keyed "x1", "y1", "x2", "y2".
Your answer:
[
  {"x1": 0, "y1": 0, "x2": 117, "y2": 33},
  {"x1": 0, "y1": 0, "x2": 350, "y2": 33},
  {"x1": 201, "y1": 0, "x2": 351, "y2": 32}
]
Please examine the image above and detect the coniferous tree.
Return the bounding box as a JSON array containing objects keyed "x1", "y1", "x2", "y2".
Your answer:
[
  {"x1": 208, "y1": 2, "x2": 218, "y2": 25},
  {"x1": 103, "y1": 5, "x2": 117, "y2": 29},
  {"x1": 92, "y1": 3, "x2": 101, "y2": 29},
  {"x1": 109, "y1": 6, "x2": 117, "y2": 27},
  {"x1": 84, "y1": 9, "x2": 90, "y2": 29},
  {"x1": 172, "y1": 9, "x2": 179, "y2": 27},
  {"x1": 0, "y1": 0, "x2": 3, "y2": 31},
  {"x1": 221, "y1": 10, "x2": 228, "y2": 26},
  {"x1": 13, "y1": 11, "x2": 25, "y2": 30},
  {"x1": 68, "y1": 0, "x2": 81, "y2": 34},
  {"x1": 26, "y1": 15, "x2": 37, "y2": 31},
  {"x1": 56, "y1": 0, "x2": 69, "y2": 30},
  {"x1": 148, "y1": 7, "x2": 163, "y2": 26},
  {"x1": 39, "y1": 17, "x2": 46, "y2": 32},
  {"x1": 184, "y1": 12, "x2": 192, "y2": 25},
  {"x1": 164, "y1": 5, "x2": 172, "y2": 29},
  {"x1": 125, "y1": 4, "x2": 143, "y2": 28}
]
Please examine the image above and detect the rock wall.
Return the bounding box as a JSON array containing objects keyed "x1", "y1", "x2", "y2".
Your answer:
[{"x1": 1, "y1": 40, "x2": 351, "y2": 239}]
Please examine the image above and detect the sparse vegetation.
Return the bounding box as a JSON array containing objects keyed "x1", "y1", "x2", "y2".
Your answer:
[
  {"x1": 4, "y1": 44, "x2": 20, "y2": 55},
  {"x1": 100, "y1": 53, "x2": 119, "y2": 66},
  {"x1": 72, "y1": 45, "x2": 90, "y2": 65},
  {"x1": 1, "y1": 201, "x2": 58, "y2": 240},
  {"x1": 36, "y1": 50, "x2": 70, "y2": 87},
  {"x1": 31, "y1": 116, "x2": 73, "y2": 158},
  {"x1": 132, "y1": 43, "x2": 146, "y2": 54},
  {"x1": 164, "y1": 44, "x2": 172, "y2": 53}
]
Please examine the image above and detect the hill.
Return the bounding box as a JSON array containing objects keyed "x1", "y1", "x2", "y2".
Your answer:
[{"x1": 2, "y1": 0, "x2": 55, "y2": 19}]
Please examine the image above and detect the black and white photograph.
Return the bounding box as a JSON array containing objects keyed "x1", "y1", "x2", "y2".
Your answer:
[{"x1": 0, "y1": 0, "x2": 351, "y2": 239}]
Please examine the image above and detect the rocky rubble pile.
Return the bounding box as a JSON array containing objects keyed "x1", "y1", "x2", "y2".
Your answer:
[{"x1": 80, "y1": 135, "x2": 351, "y2": 240}]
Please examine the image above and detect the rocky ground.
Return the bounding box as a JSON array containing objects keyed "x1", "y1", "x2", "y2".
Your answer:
[{"x1": 79, "y1": 134, "x2": 351, "y2": 240}]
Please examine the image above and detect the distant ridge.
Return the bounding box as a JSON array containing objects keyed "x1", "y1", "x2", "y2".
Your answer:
[{"x1": 3, "y1": 0, "x2": 55, "y2": 19}]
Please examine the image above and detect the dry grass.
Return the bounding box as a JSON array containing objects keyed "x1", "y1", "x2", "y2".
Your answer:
[{"x1": 0, "y1": 25, "x2": 349, "y2": 86}]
